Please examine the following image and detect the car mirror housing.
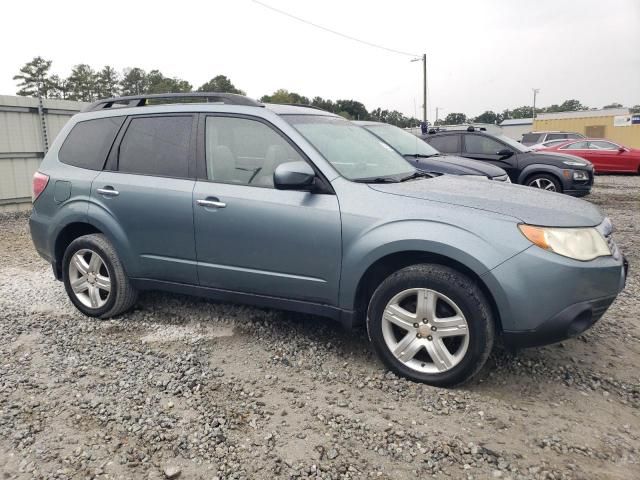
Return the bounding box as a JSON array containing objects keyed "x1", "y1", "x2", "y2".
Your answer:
[
  {"x1": 497, "y1": 148, "x2": 514, "y2": 158},
  {"x1": 618, "y1": 147, "x2": 625, "y2": 153},
  {"x1": 274, "y1": 161, "x2": 316, "y2": 190}
]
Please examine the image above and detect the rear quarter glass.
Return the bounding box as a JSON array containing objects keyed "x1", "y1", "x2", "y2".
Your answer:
[{"x1": 59, "y1": 116, "x2": 125, "y2": 170}]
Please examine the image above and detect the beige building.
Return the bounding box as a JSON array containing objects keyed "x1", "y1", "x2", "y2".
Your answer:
[{"x1": 533, "y1": 108, "x2": 640, "y2": 148}]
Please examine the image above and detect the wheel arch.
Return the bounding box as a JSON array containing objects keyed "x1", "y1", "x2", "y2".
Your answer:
[
  {"x1": 517, "y1": 164, "x2": 564, "y2": 188},
  {"x1": 53, "y1": 222, "x2": 102, "y2": 279}
]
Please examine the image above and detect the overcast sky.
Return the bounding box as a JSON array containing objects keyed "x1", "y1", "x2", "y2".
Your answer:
[{"x1": 1, "y1": 0, "x2": 638, "y2": 119}]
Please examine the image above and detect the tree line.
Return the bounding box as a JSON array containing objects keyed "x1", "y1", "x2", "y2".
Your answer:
[
  {"x1": 12, "y1": 56, "x2": 420, "y2": 127},
  {"x1": 13, "y1": 56, "x2": 639, "y2": 127}
]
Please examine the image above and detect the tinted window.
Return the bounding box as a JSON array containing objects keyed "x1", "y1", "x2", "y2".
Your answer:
[
  {"x1": 427, "y1": 135, "x2": 460, "y2": 153},
  {"x1": 464, "y1": 135, "x2": 503, "y2": 155},
  {"x1": 589, "y1": 141, "x2": 617, "y2": 150},
  {"x1": 205, "y1": 116, "x2": 305, "y2": 187},
  {"x1": 118, "y1": 116, "x2": 192, "y2": 177},
  {"x1": 59, "y1": 117, "x2": 124, "y2": 170},
  {"x1": 567, "y1": 133, "x2": 584, "y2": 139},
  {"x1": 546, "y1": 133, "x2": 567, "y2": 141},
  {"x1": 522, "y1": 133, "x2": 543, "y2": 144},
  {"x1": 561, "y1": 141, "x2": 589, "y2": 150}
]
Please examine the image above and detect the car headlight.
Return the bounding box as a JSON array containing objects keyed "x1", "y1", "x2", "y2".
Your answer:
[
  {"x1": 573, "y1": 170, "x2": 589, "y2": 181},
  {"x1": 563, "y1": 160, "x2": 586, "y2": 166},
  {"x1": 518, "y1": 224, "x2": 611, "y2": 261}
]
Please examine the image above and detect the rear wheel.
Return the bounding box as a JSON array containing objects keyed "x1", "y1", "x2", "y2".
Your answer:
[
  {"x1": 526, "y1": 173, "x2": 562, "y2": 192},
  {"x1": 367, "y1": 264, "x2": 495, "y2": 387},
  {"x1": 62, "y1": 234, "x2": 137, "y2": 318}
]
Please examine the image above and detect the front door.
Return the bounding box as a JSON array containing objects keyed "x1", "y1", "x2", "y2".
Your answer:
[
  {"x1": 461, "y1": 134, "x2": 519, "y2": 179},
  {"x1": 89, "y1": 114, "x2": 198, "y2": 284},
  {"x1": 193, "y1": 114, "x2": 341, "y2": 305}
]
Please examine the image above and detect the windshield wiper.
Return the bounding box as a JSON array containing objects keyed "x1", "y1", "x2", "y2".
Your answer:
[
  {"x1": 398, "y1": 171, "x2": 433, "y2": 182},
  {"x1": 353, "y1": 176, "x2": 399, "y2": 183},
  {"x1": 408, "y1": 153, "x2": 440, "y2": 158}
]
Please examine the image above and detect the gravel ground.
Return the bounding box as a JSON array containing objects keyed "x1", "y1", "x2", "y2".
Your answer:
[{"x1": 1, "y1": 176, "x2": 638, "y2": 480}]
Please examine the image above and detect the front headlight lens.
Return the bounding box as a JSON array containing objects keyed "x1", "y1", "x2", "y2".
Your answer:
[
  {"x1": 573, "y1": 170, "x2": 589, "y2": 180},
  {"x1": 563, "y1": 160, "x2": 586, "y2": 166},
  {"x1": 518, "y1": 224, "x2": 611, "y2": 261}
]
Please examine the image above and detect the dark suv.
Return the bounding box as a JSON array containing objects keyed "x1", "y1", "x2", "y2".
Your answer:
[
  {"x1": 423, "y1": 129, "x2": 594, "y2": 196},
  {"x1": 29, "y1": 93, "x2": 626, "y2": 387}
]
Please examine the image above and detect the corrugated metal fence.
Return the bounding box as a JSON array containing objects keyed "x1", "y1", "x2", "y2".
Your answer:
[{"x1": 0, "y1": 95, "x2": 86, "y2": 212}]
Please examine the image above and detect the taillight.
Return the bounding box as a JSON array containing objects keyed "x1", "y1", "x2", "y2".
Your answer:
[{"x1": 32, "y1": 171, "x2": 49, "y2": 201}]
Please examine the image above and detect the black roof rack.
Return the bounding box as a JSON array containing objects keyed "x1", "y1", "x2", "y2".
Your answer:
[{"x1": 83, "y1": 92, "x2": 262, "y2": 112}]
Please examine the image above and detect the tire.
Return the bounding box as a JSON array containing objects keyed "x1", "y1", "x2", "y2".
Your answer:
[
  {"x1": 525, "y1": 173, "x2": 562, "y2": 193},
  {"x1": 367, "y1": 264, "x2": 495, "y2": 387},
  {"x1": 62, "y1": 234, "x2": 137, "y2": 318}
]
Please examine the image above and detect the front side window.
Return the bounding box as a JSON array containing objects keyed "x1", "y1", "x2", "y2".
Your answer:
[
  {"x1": 464, "y1": 135, "x2": 503, "y2": 155},
  {"x1": 588, "y1": 141, "x2": 617, "y2": 150},
  {"x1": 561, "y1": 141, "x2": 589, "y2": 150},
  {"x1": 363, "y1": 124, "x2": 439, "y2": 156},
  {"x1": 284, "y1": 115, "x2": 414, "y2": 181},
  {"x1": 118, "y1": 116, "x2": 192, "y2": 177},
  {"x1": 59, "y1": 117, "x2": 124, "y2": 170},
  {"x1": 427, "y1": 134, "x2": 460, "y2": 153},
  {"x1": 205, "y1": 116, "x2": 304, "y2": 187}
]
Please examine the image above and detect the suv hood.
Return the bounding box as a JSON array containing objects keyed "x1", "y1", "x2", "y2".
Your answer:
[
  {"x1": 369, "y1": 175, "x2": 603, "y2": 227},
  {"x1": 406, "y1": 154, "x2": 506, "y2": 177},
  {"x1": 522, "y1": 151, "x2": 594, "y2": 169}
]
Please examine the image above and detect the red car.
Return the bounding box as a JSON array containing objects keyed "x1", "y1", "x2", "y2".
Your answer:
[{"x1": 542, "y1": 139, "x2": 640, "y2": 174}]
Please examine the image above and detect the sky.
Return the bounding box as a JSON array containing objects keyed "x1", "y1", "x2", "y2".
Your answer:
[{"x1": 1, "y1": 0, "x2": 638, "y2": 120}]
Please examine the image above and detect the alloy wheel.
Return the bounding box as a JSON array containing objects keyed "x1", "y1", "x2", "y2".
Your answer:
[
  {"x1": 528, "y1": 178, "x2": 557, "y2": 191},
  {"x1": 381, "y1": 288, "x2": 470, "y2": 374},
  {"x1": 68, "y1": 249, "x2": 111, "y2": 309}
]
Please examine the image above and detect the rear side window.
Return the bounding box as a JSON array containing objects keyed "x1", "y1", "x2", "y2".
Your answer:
[
  {"x1": 427, "y1": 134, "x2": 460, "y2": 153},
  {"x1": 546, "y1": 133, "x2": 567, "y2": 141},
  {"x1": 463, "y1": 135, "x2": 503, "y2": 155},
  {"x1": 118, "y1": 116, "x2": 192, "y2": 177},
  {"x1": 59, "y1": 117, "x2": 124, "y2": 170},
  {"x1": 521, "y1": 133, "x2": 542, "y2": 144}
]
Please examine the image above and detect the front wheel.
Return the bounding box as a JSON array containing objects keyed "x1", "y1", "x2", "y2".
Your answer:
[
  {"x1": 367, "y1": 264, "x2": 495, "y2": 387},
  {"x1": 62, "y1": 234, "x2": 138, "y2": 318},
  {"x1": 526, "y1": 173, "x2": 562, "y2": 192}
]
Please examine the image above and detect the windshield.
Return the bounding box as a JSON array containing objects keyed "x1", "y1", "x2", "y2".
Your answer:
[
  {"x1": 494, "y1": 134, "x2": 531, "y2": 152},
  {"x1": 284, "y1": 115, "x2": 415, "y2": 181},
  {"x1": 363, "y1": 124, "x2": 439, "y2": 156}
]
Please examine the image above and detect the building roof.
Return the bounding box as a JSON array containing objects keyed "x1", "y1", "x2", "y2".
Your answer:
[
  {"x1": 500, "y1": 118, "x2": 533, "y2": 126},
  {"x1": 536, "y1": 108, "x2": 629, "y2": 120}
]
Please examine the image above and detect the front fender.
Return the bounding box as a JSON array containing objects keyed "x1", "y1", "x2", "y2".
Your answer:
[
  {"x1": 517, "y1": 164, "x2": 566, "y2": 185},
  {"x1": 338, "y1": 219, "x2": 529, "y2": 310}
]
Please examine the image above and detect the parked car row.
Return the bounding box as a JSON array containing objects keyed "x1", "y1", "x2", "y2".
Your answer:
[{"x1": 29, "y1": 93, "x2": 628, "y2": 387}]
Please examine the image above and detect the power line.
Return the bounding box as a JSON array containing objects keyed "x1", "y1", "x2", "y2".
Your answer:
[{"x1": 251, "y1": 0, "x2": 419, "y2": 58}]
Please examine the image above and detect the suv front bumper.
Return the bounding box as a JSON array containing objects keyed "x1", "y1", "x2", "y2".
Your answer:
[{"x1": 483, "y1": 246, "x2": 627, "y2": 349}]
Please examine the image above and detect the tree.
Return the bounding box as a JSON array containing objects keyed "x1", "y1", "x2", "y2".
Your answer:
[
  {"x1": 146, "y1": 69, "x2": 192, "y2": 94},
  {"x1": 259, "y1": 89, "x2": 310, "y2": 105},
  {"x1": 544, "y1": 99, "x2": 587, "y2": 113},
  {"x1": 444, "y1": 112, "x2": 466, "y2": 125},
  {"x1": 66, "y1": 64, "x2": 97, "y2": 102},
  {"x1": 95, "y1": 66, "x2": 120, "y2": 99},
  {"x1": 49, "y1": 75, "x2": 71, "y2": 100},
  {"x1": 13, "y1": 56, "x2": 54, "y2": 97},
  {"x1": 120, "y1": 68, "x2": 148, "y2": 96},
  {"x1": 603, "y1": 102, "x2": 623, "y2": 109},
  {"x1": 197, "y1": 75, "x2": 245, "y2": 94},
  {"x1": 630, "y1": 105, "x2": 640, "y2": 114},
  {"x1": 335, "y1": 99, "x2": 368, "y2": 120},
  {"x1": 473, "y1": 110, "x2": 498, "y2": 124},
  {"x1": 311, "y1": 96, "x2": 337, "y2": 113}
]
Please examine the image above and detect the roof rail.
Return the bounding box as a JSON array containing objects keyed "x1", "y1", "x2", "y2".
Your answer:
[
  {"x1": 277, "y1": 103, "x2": 329, "y2": 111},
  {"x1": 83, "y1": 92, "x2": 262, "y2": 112}
]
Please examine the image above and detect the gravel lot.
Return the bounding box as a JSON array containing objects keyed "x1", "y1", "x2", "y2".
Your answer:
[{"x1": 1, "y1": 175, "x2": 638, "y2": 480}]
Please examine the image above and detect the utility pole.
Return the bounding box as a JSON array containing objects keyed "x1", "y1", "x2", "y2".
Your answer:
[
  {"x1": 435, "y1": 107, "x2": 441, "y2": 125},
  {"x1": 532, "y1": 88, "x2": 540, "y2": 119},
  {"x1": 411, "y1": 54, "x2": 427, "y2": 125}
]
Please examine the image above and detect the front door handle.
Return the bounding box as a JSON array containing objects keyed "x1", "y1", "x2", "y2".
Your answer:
[
  {"x1": 197, "y1": 199, "x2": 226, "y2": 208},
  {"x1": 97, "y1": 187, "x2": 119, "y2": 197}
]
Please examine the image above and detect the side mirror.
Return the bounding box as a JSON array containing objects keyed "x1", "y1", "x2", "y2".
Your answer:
[
  {"x1": 274, "y1": 161, "x2": 316, "y2": 190},
  {"x1": 618, "y1": 146, "x2": 626, "y2": 153},
  {"x1": 497, "y1": 148, "x2": 514, "y2": 158}
]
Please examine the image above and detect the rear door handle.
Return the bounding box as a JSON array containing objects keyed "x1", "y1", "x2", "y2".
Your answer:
[
  {"x1": 197, "y1": 199, "x2": 226, "y2": 208},
  {"x1": 97, "y1": 187, "x2": 119, "y2": 197}
]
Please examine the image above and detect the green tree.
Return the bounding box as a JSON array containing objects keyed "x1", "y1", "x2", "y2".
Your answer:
[
  {"x1": 603, "y1": 102, "x2": 623, "y2": 109},
  {"x1": 95, "y1": 66, "x2": 120, "y2": 98},
  {"x1": 630, "y1": 105, "x2": 640, "y2": 114},
  {"x1": 311, "y1": 96, "x2": 337, "y2": 112},
  {"x1": 335, "y1": 99, "x2": 368, "y2": 120},
  {"x1": 146, "y1": 69, "x2": 192, "y2": 94},
  {"x1": 120, "y1": 68, "x2": 148, "y2": 96},
  {"x1": 473, "y1": 110, "x2": 498, "y2": 124},
  {"x1": 544, "y1": 99, "x2": 587, "y2": 113},
  {"x1": 66, "y1": 64, "x2": 97, "y2": 102},
  {"x1": 444, "y1": 112, "x2": 467, "y2": 125},
  {"x1": 197, "y1": 75, "x2": 245, "y2": 94},
  {"x1": 260, "y1": 89, "x2": 310, "y2": 105},
  {"x1": 13, "y1": 56, "x2": 54, "y2": 97},
  {"x1": 508, "y1": 106, "x2": 535, "y2": 119},
  {"x1": 49, "y1": 74, "x2": 71, "y2": 100}
]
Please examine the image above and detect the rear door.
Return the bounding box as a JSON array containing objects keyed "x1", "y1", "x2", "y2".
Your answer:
[
  {"x1": 89, "y1": 114, "x2": 198, "y2": 284},
  {"x1": 461, "y1": 134, "x2": 519, "y2": 178},
  {"x1": 193, "y1": 114, "x2": 342, "y2": 304}
]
